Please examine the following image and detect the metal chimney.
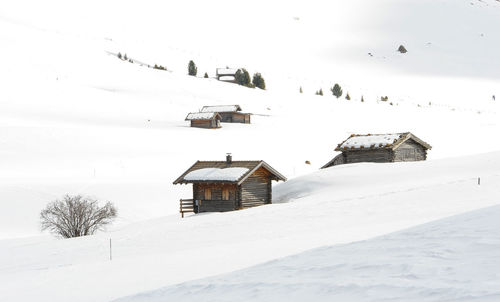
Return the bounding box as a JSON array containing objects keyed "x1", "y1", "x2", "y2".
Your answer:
[{"x1": 226, "y1": 153, "x2": 232, "y2": 164}]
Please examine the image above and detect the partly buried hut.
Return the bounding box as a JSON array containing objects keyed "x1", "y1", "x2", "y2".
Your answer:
[
  {"x1": 200, "y1": 105, "x2": 251, "y2": 124},
  {"x1": 185, "y1": 112, "x2": 221, "y2": 129},
  {"x1": 216, "y1": 67, "x2": 238, "y2": 83},
  {"x1": 173, "y1": 154, "x2": 286, "y2": 217},
  {"x1": 322, "y1": 132, "x2": 432, "y2": 168}
]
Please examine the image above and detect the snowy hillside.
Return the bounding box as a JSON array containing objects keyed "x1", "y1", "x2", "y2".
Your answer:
[
  {"x1": 1, "y1": 0, "x2": 500, "y2": 301},
  {"x1": 1, "y1": 152, "x2": 500, "y2": 302},
  {"x1": 1, "y1": 0, "x2": 500, "y2": 238},
  {"x1": 116, "y1": 204, "x2": 500, "y2": 302}
]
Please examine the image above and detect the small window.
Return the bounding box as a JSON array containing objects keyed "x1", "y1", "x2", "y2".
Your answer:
[
  {"x1": 204, "y1": 188, "x2": 211, "y2": 200},
  {"x1": 222, "y1": 188, "x2": 229, "y2": 200}
]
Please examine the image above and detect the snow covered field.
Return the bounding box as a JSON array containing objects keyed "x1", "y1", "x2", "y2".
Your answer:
[
  {"x1": 1, "y1": 152, "x2": 500, "y2": 302},
  {"x1": 1, "y1": 0, "x2": 500, "y2": 301},
  {"x1": 117, "y1": 204, "x2": 500, "y2": 302}
]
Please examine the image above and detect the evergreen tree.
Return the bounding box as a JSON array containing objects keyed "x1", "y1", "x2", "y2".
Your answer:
[
  {"x1": 331, "y1": 84, "x2": 343, "y2": 98},
  {"x1": 235, "y1": 68, "x2": 251, "y2": 86},
  {"x1": 361, "y1": 96, "x2": 365, "y2": 102},
  {"x1": 117, "y1": 52, "x2": 122, "y2": 59},
  {"x1": 204, "y1": 72, "x2": 209, "y2": 78},
  {"x1": 252, "y1": 73, "x2": 266, "y2": 89},
  {"x1": 346, "y1": 93, "x2": 351, "y2": 100},
  {"x1": 188, "y1": 60, "x2": 197, "y2": 76},
  {"x1": 300, "y1": 87, "x2": 303, "y2": 93},
  {"x1": 124, "y1": 53, "x2": 128, "y2": 61}
]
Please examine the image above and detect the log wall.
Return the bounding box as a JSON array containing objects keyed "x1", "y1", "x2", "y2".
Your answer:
[
  {"x1": 344, "y1": 149, "x2": 393, "y2": 164},
  {"x1": 218, "y1": 112, "x2": 251, "y2": 124},
  {"x1": 240, "y1": 167, "x2": 271, "y2": 208},
  {"x1": 193, "y1": 183, "x2": 238, "y2": 212},
  {"x1": 393, "y1": 139, "x2": 427, "y2": 162}
]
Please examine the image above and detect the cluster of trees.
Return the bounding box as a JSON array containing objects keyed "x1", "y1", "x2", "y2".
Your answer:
[
  {"x1": 306, "y1": 83, "x2": 366, "y2": 103},
  {"x1": 235, "y1": 68, "x2": 266, "y2": 90},
  {"x1": 312, "y1": 84, "x2": 342, "y2": 98},
  {"x1": 117, "y1": 52, "x2": 133, "y2": 63},
  {"x1": 154, "y1": 64, "x2": 167, "y2": 71},
  {"x1": 188, "y1": 61, "x2": 266, "y2": 89}
]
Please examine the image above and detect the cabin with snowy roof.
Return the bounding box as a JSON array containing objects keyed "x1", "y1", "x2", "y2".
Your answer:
[
  {"x1": 185, "y1": 112, "x2": 221, "y2": 129},
  {"x1": 200, "y1": 105, "x2": 251, "y2": 124},
  {"x1": 173, "y1": 154, "x2": 286, "y2": 217},
  {"x1": 216, "y1": 68, "x2": 238, "y2": 83},
  {"x1": 322, "y1": 132, "x2": 432, "y2": 168}
]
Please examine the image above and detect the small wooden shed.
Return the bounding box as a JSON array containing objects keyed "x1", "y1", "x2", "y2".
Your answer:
[
  {"x1": 173, "y1": 154, "x2": 286, "y2": 217},
  {"x1": 200, "y1": 105, "x2": 251, "y2": 124},
  {"x1": 216, "y1": 68, "x2": 238, "y2": 83},
  {"x1": 185, "y1": 112, "x2": 221, "y2": 129},
  {"x1": 322, "y1": 132, "x2": 432, "y2": 168}
]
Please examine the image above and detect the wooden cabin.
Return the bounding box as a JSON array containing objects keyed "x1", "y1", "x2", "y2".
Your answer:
[
  {"x1": 322, "y1": 132, "x2": 432, "y2": 168},
  {"x1": 185, "y1": 112, "x2": 221, "y2": 129},
  {"x1": 216, "y1": 67, "x2": 238, "y2": 83},
  {"x1": 200, "y1": 105, "x2": 251, "y2": 124},
  {"x1": 173, "y1": 154, "x2": 286, "y2": 217}
]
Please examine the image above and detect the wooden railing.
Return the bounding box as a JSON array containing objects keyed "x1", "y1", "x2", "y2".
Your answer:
[{"x1": 180, "y1": 199, "x2": 195, "y2": 218}]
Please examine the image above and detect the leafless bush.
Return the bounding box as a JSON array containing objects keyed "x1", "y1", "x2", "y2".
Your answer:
[{"x1": 40, "y1": 195, "x2": 117, "y2": 238}]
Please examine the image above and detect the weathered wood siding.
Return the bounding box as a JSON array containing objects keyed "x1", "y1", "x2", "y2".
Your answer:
[
  {"x1": 240, "y1": 167, "x2": 271, "y2": 208},
  {"x1": 325, "y1": 154, "x2": 345, "y2": 168},
  {"x1": 344, "y1": 149, "x2": 393, "y2": 164},
  {"x1": 217, "y1": 112, "x2": 251, "y2": 124},
  {"x1": 393, "y1": 139, "x2": 427, "y2": 162},
  {"x1": 190, "y1": 120, "x2": 220, "y2": 129},
  {"x1": 193, "y1": 183, "x2": 238, "y2": 212},
  {"x1": 232, "y1": 113, "x2": 251, "y2": 124},
  {"x1": 218, "y1": 112, "x2": 233, "y2": 123}
]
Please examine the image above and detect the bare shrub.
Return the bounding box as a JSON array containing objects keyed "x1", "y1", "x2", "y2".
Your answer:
[{"x1": 40, "y1": 195, "x2": 117, "y2": 238}]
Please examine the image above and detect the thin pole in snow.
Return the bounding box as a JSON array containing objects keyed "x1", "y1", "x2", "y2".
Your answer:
[
  {"x1": 478, "y1": 177, "x2": 481, "y2": 186},
  {"x1": 110, "y1": 238, "x2": 112, "y2": 261}
]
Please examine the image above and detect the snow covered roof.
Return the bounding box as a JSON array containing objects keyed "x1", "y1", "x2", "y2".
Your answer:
[
  {"x1": 335, "y1": 132, "x2": 432, "y2": 151},
  {"x1": 200, "y1": 105, "x2": 242, "y2": 113},
  {"x1": 173, "y1": 159, "x2": 286, "y2": 184},
  {"x1": 184, "y1": 168, "x2": 249, "y2": 182},
  {"x1": 185, "y1": 112, "x2": 221, "y2": 120},
  {"x1": 216, "y1": 68, "x2": 238, "y2": 76}
]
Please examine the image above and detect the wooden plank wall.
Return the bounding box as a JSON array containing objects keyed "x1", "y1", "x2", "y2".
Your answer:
[
  {"x1": 393, "y1": 139, "x2": 427, "y2": 162},
  {"x1": 193, "y1": 183, "x2": 238, "y2": 212},
  {"x1": 232, "y1": 113, "x2": 250, "y2": 124},
  {"x1": 219, "y1": 112, "x2": 233, "y2": 123},
  {"x1": 344, "y1": 149, "x2": 393, "y2": 164},
  {"x1": 191, "y1": 120, "x2": 213, "y2": 128},
  {"x1": 240, "y1": 167, "x2": 271, "y2": 208},
  {"x1": 216, "y1": 112, "x2": 251, "y2": 124}
]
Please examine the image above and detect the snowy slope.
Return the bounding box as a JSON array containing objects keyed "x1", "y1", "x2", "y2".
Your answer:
[
  {"x1": 1, "y1": 0, "x2": 500, "y2": 300},
  {"x1": 1, "y1": 0, "x2": 500, "y2": 238},
  {"x1": 1, "y1": 152, "x2": 500, "y2": 302},
  {"x1": 115, "y1": 205, "x2": 500, "y2": 302}
]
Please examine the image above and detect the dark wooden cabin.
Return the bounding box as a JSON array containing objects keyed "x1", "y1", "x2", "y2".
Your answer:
[
  {"x1": 185, "y1": 112, "x2": 221, "y2": 129},
  {"x1": 173, "y1": 154, "x2": 286, "y2": 217},
  {"x1": 216, "y1": 68, "x2": 238, "y2": 83},
  {"x1": 322, "y1": 132, "x2": 432, "y2": 168},
  {"x1": 200, "y1": 105, "x2": 251, "y2": 124}
]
